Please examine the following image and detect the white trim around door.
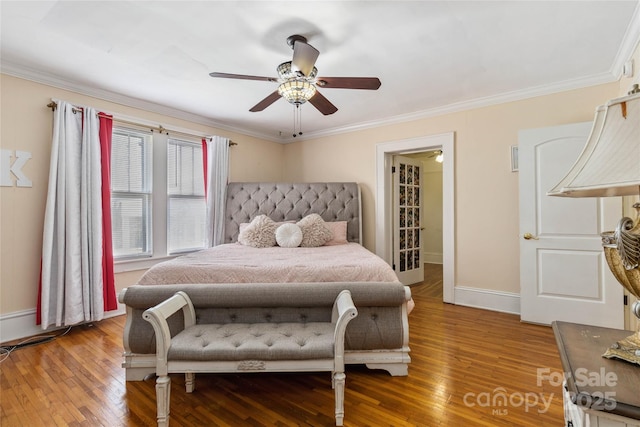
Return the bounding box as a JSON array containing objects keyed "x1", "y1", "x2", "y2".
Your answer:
[{"x1": 375, "y1": 132, "x2": 455, "y2": 303}]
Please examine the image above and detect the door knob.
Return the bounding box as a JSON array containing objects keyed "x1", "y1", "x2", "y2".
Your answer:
[{"x1": 523, "y1": 232, "x2": 539, "y2": 240}]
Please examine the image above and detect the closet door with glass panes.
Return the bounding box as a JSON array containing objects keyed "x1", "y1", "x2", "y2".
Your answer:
[{"x1": 393, "y1": 156, "x2": 425, "y2": 285}]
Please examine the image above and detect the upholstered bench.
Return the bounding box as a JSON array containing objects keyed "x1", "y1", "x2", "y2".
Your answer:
[
  {"x1": 143, "y1": 289, "x2": 358, "y2": 427},
  {"x1": 119, "y1": 282, "x2": 411, "y2": 380}
]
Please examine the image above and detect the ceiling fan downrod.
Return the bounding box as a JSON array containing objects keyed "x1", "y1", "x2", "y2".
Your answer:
[{"x1": 286, "y1": 34, "x2": 308, "y2": 49}]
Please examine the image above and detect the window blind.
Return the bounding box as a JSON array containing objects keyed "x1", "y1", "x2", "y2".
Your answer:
[
  {"x1": 111, "y1": 129, "x2": 152, "y2": 258},
  {"x1": 167, "y1": 138, "x2": 206, "y2": 253}
]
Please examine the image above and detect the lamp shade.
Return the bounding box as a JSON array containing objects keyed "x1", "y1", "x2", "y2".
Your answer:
[{"x1": 548, "y1": 91, "x2": 640, "y2": 198}]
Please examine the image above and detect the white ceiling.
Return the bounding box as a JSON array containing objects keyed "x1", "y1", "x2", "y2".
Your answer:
[{"x1": 2, "y1": 1, "x2": 639, "y2": 143}]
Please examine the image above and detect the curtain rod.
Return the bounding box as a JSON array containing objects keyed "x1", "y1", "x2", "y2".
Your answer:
[{"x1": 46, "y1": 101, "x2": 237, "y2": 145}]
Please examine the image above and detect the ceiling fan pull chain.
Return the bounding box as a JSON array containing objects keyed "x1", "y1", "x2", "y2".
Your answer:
[
  {"x1": 293, "y1": 105, "x2": 297, "y2": 137},
  {"x1": 292, "y1": 104, "x2": 304, "y2": 137}
]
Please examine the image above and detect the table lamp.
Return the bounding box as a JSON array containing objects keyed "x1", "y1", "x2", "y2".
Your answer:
[{"x1": 548, "y1": 85, "x2": 640, "y2": 365}]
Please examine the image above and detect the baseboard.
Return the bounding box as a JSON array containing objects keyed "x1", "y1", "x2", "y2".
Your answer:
[
  {"x1": 423, "y1": 253, "x2": 443, "y2": 264},
  {"x1": 454, "y1": 286, "x2": 520, "y2": 315},
  {"x1": 0, "y1": 305, "x2": 127, "y2": 343}
]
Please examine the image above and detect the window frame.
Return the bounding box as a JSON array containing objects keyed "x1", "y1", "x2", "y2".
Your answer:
[
  {"x1": 112, "y1": 127, "x2": 207, "y2": 273},
  {"x1": 110, "y1": 127, "x2": 153, "y2": 261}
]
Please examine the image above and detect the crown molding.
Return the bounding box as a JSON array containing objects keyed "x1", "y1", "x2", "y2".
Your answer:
[
  {"x1": 282, "y1": 5, "x2": 640, "y2": 143},
  {"x1": 294, "y1": 71, "x2": 619, "y2": 143},
  {"x1": 0, "y1": 61, "x2": 283, "y2": 144},
  {"x1": 609, "y1": 1, "x2": 640, "y2": 79},
  {"x1": 1, "y1": 56, "x2": 628, "y2": 145}
]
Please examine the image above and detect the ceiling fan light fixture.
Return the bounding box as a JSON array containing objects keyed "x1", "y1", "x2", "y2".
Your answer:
[
  {"x1": 277, "y1": 61, "x2": 317, "y2": 80},
  {"x1": 278, "y1": 80, "x2": 317, "y2": 105},
  {"x1": 209, "y1": 35, "x2": 380, "y2": 116},
  {"x1": 435, "y1": 150, "x2": 444, "y2": 163}
]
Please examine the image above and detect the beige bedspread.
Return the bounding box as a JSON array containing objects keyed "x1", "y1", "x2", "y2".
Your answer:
[{"x1": 137, "y1": 242, "x2": 400, "y2": 285}]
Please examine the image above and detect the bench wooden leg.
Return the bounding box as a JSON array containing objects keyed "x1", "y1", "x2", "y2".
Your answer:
[
  {"x1": 185, "y1": 372, "x2": 195, "y2": 393},
  {"x1": 333, "y1": 372, "x2": 346, "y2": 426},
  {"x1": 156, "y1": 375, "x2": 171, "y2": 427}
]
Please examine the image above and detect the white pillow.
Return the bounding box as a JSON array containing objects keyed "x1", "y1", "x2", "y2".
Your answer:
[
  {"x1": 275, "y1": 223, "x2": 303, "y2": 248},
  {"x1": 237, "y1": 215, "x2": 277, "y2": 248},
  {"x1": 297, "y1": 214, "x2": 333, "y2": 247}
]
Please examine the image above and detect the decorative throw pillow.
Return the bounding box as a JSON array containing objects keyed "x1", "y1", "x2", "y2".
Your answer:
[
  {"x1": 275, "y1": 223, "x2": 303, "y2": 248},
  {"x1": 237, "y1": 215, "x2": 277, "y2": 248},
  {"x1": 297, "y1": 214, "x2": 333, "y2": 247},
  {"x1": 324, "y1": 221, "x2": 349, "y2": 246},
  {"x1": 238, "y1": 222, "x2": 249, "y2": 235},
  {"x1": 238, "y1": 220, "x2": 294, "y2": 239}
]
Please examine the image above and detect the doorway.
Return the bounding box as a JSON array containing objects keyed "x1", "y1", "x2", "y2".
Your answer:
[{"x1": 375, "y1": 132, "x2": 455, "y2": 303}]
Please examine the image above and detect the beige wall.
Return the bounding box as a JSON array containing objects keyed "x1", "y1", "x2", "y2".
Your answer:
[
  {"x1": 0, "y1": 72, "x2": 626, "y2": 320},
  {"x1": 420, "y1": 156, "x2": 444, "y2": 263},
  {"x1": 0, "y1": 74, "x2": 285, "y2": 315},
  {"x1": 283, "y1": 83, "x2": 620, "y2": 294}
]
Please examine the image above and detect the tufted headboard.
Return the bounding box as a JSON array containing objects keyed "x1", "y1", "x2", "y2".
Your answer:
[{"x1": 224, "y1": 182, "x2": 362, "y2": 244}]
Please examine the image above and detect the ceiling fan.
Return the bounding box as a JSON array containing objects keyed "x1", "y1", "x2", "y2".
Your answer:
[{"x1": 209, "y1": 35, "x2": 381, "y2": 116}]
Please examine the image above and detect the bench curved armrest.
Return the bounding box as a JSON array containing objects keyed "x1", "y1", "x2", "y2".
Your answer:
[
  {"x1": 332, "y1": 290, "x2": 358, "y2": 371},
  {"x1": 142, "y1": 291, "x2": 196, "y2": 376}
]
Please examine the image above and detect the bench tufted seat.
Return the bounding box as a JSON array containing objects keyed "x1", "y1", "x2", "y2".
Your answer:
[
  {"x1": 167, "y1": 322, "x2": 335, "y2": 361},
  {"x1": 143, "y1": 289, "x2": 358, "y2": 427}
]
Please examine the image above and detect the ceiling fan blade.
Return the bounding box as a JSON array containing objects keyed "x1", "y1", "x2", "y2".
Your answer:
[
  {"x1": 292, "y1": 41, "x2": 319, "y2": 77},
  {"x1": 308, "y1": 91, "x2": 338, "y2": 115},
  {"x1": 249, "y1": 91, "x2": 281, "y2": 112},
  {"x1": 209, "y1": 72, "x2": 277, "y2": 82},
  {"x1": 316, "y1": 77, "x2": 381, "y2": 90}
]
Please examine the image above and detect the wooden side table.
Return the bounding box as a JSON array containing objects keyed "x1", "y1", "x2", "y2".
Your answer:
[{"x1": 552, "y1": 321, "x2": 640, "y2": 427}]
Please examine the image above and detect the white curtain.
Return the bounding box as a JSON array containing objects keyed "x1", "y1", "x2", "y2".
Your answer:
[
  {"x1": 40, "y1": 100, "x2": 105, "y2": 329},
  {"x1": 205, "y1": 136, "x2": 230, "y2": 247}
]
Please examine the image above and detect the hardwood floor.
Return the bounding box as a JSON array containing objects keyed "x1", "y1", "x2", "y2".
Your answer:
[
  {"x1": 412, "y1": 263, "x2": 444, "y2": 299},
  {"x1": 1, "y1": 268, "x2": 565, "y2": 426}
]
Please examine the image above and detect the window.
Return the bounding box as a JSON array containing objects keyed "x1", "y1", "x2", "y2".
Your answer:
[
  {"x1": 111, "y1": 128, "x2": 152, "y2": 258},
  {"x1": 110, "y1": 128, "x2": 207, "y2": 266},
  {"x1": 167, "y1": 138, "x2": 206, "y2": 253}
]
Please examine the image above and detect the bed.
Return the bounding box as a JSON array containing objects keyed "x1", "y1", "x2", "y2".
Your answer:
[
  {"x1": 119, "y1": 182, "x2": 412, "y2": 378},
  {"x1": 136, "y1": 243, "x2": 400, "y2": 285}
]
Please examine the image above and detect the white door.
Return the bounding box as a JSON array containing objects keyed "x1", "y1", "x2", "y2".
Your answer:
[
  {"x1": 519, "y1": 122, "x2": 624, "y2": 327},
  {"x1": 393, "y1": 155, "x2": 425, "y2": 285}
]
